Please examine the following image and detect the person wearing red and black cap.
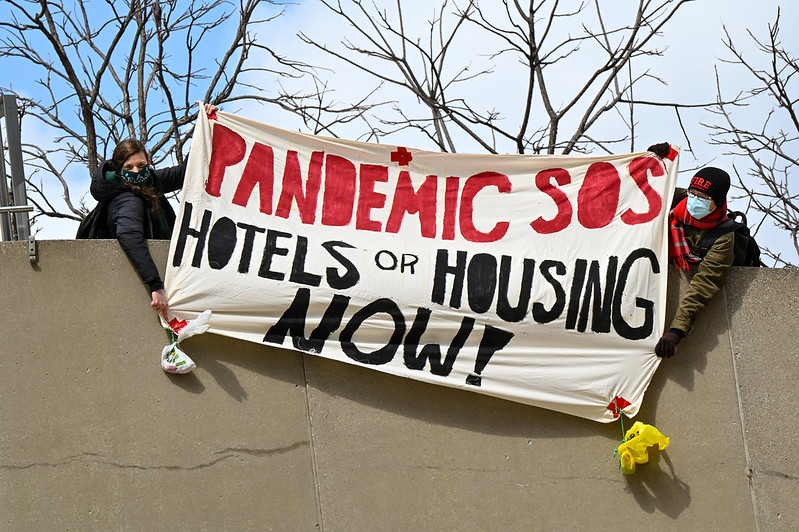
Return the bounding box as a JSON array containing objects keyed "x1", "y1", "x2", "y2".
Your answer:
[{"x1": 647, "y1": 143, "x2": 735, "y2": 358}]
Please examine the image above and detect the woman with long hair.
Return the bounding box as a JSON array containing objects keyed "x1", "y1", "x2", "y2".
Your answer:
[{"x1": 88, "y1": 103, "x2": 216, "y2": 319}]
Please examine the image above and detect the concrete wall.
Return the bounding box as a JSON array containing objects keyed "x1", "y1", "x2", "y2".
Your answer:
[{"x1": 1, "y1": 240, "x2": 797, "y2": 531}]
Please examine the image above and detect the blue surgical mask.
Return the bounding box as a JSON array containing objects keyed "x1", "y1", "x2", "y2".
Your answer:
[
  {"x1": 686, "y1": 195, "x2": 713, "y2": 219},
  {"x1": 120, "y1": 166, "x2": 152, "y2": 185}
]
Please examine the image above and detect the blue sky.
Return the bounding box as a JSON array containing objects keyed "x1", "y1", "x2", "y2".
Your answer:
[{"x1": 3, "y1": 0, "x2": 796, "y2": 263}]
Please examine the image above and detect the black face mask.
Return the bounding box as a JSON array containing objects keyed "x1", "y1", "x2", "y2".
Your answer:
[{"x1": 120, "y1": 166, "x2": 152, "y2": 185}]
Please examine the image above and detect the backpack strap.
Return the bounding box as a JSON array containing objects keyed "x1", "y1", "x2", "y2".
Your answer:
[
  {"x1": 727, "y1": 210, "x2": 748, "y2": 226},
  {"x1": 696, "y1": 219, "x2": 741, "y2": 259}
]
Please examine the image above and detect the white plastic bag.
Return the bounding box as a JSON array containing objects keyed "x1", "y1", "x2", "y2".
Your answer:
[
  {"x1": 176, "y1": 309, "x2": 212, "y2": 342},
  {"x1": 161, "y1": 342, "x2": 197, "y2": 374},
  {"x1": 161, "y1": 310, "x2": 212, "y2": 375}
]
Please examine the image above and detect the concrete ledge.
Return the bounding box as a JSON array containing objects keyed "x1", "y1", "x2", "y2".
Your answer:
[{"x1": 1, "y1": 240, "x2": 796, "y2": 530}]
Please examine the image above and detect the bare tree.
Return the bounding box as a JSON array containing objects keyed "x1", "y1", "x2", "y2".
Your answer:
[
  {"x1": 705, "y1": 9, "x2": 798, "y2": 267},
  {"x1": 283, "y1": 0, "x2": 697, "y2": 155},
  {"x1": 0, "y1": 0, "x2": 315, "y2": 226}
]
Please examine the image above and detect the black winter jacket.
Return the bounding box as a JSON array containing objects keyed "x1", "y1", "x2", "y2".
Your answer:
[{"x1": 90, "y1": 161, "x2": 186, "y2": 292}]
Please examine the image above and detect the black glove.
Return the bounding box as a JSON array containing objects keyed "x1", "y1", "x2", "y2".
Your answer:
[
  {"x1": 655, "y1": 330, "x2": 683, "y2": 358},
  {"x1": 647, "y1": 142, "x2": 671, "y2": 158}
]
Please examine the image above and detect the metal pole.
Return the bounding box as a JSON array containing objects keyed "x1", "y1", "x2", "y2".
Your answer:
[
  {"x1": 0, "y1": 205, "x2": 34, "y2": 214},
  {"x1": 2, "y1": 94, "x2": 30, "y2": 240},
  {"x1": 0, "y1": 120, "x2": 13, "y2": 240}
]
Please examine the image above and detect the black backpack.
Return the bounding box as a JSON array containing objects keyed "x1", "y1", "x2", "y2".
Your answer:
[
  {"x1": 697, "y1": 210, "x2": 763, "y2": 267},
  {"x1": 75, "y1": 202, "x2": 110, "y2": 239}
]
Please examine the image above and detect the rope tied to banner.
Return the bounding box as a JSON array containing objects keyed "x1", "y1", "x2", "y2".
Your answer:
[{"x1": 611, "y1": 401, "x2": 628, "y2": 474}]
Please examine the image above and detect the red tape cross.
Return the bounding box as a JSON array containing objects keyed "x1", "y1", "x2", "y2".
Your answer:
[{"x1": 390, "y1": 147, "x2": 413, "y2": 166}]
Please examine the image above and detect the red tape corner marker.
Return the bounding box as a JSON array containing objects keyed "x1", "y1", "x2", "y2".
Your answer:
[
  {"x1": 666, "y1": 145, "x2": 678, "y2": 161},
  {"x1": 607, "y1": 396, "x2": 632, "y2": 418},
  {"x1": 169, "y1": 317, "x2": 188, "y2": 335}
]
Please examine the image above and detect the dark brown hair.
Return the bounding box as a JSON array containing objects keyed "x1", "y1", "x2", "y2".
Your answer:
[
  {"x1": 111, "y1": 138, "x2": 148, "y2": 172},
  {"x1": 111, "y1": 138, "x2": 160, "y2": 215}
]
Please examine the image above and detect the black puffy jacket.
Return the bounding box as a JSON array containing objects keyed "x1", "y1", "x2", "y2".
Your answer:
[{"x1": 90, "y1": 161, "x2": 185, "y2": 292}]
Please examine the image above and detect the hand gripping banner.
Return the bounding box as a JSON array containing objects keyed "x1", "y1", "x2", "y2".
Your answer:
[{"x1": 165, "y1": 110, "x2": 678, "y2": 422}]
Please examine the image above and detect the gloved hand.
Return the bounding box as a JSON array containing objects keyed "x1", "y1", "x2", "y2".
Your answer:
[
  {"x1": 655, "y1": 330, "x2": 682, "y2": 358},
  {"x1": 647, "y1": 142, "x2": 671, "y2": 158}
]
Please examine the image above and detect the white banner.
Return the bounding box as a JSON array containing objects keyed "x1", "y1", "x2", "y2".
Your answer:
[{"x1": 165, "y1": 111, "x2": 678, "y2": 422}]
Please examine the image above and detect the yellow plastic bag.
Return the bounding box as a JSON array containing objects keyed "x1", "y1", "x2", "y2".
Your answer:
[{"x1": 616, "y1": 421, "x2": 669, "y2": 475}]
